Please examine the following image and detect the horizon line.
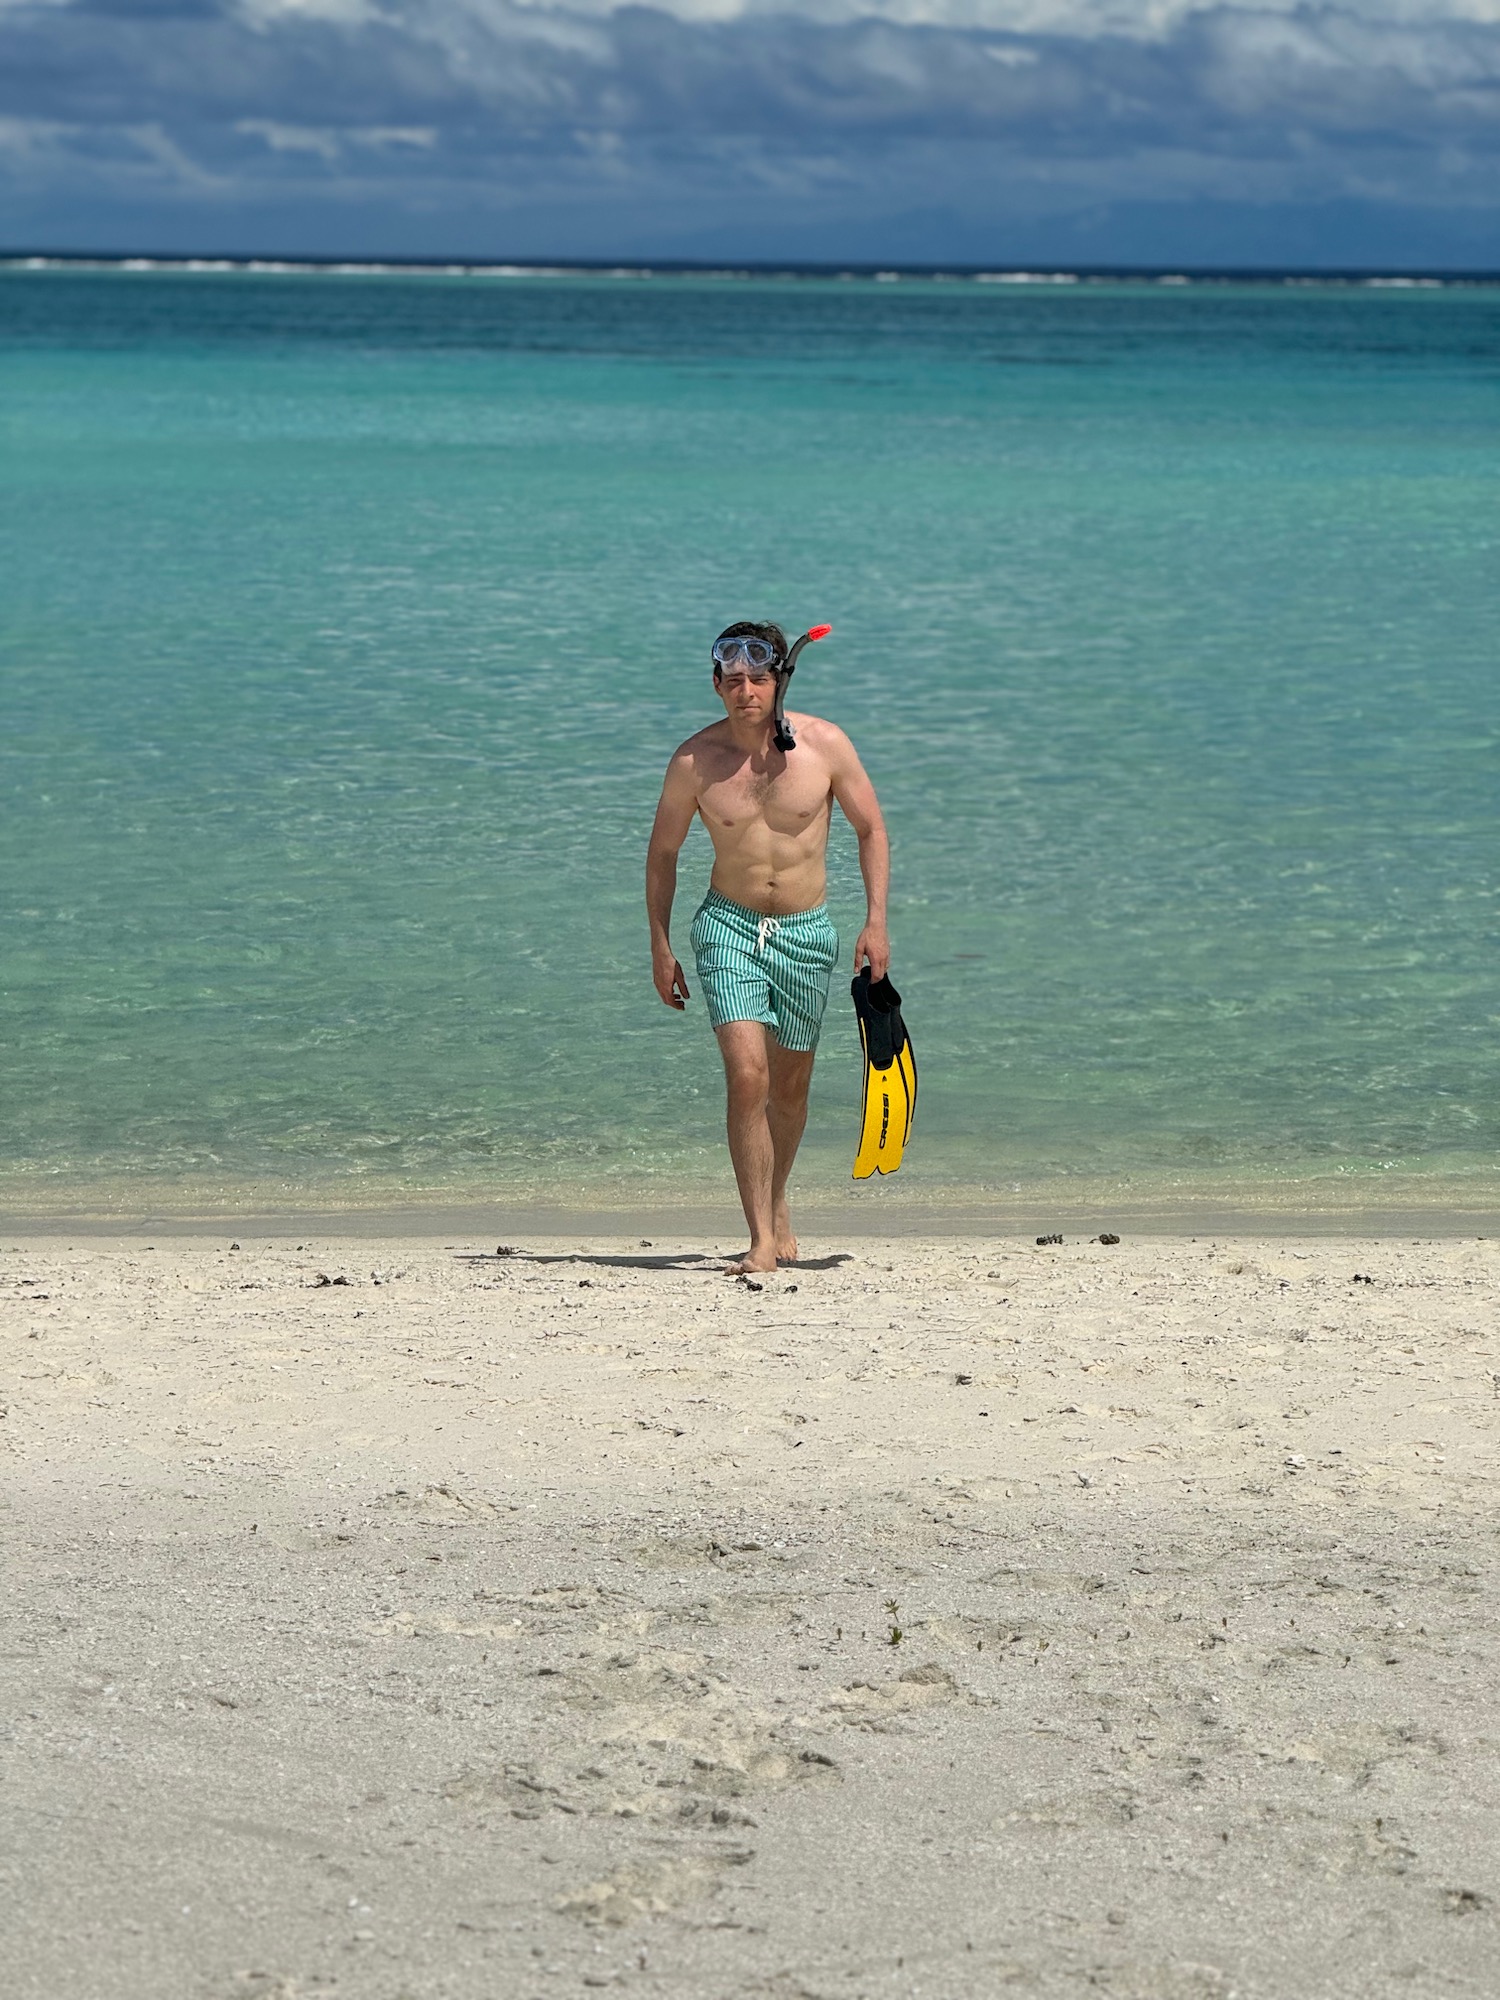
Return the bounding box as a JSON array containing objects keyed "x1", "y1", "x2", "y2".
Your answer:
[{"x1": 4, "y1": 249, "x2": 1500, "y2": 287}]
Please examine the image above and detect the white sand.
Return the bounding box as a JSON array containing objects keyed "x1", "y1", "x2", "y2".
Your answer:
[{"x1": 5, "y1": 1228, "x2": 1497, "y2": 1998}]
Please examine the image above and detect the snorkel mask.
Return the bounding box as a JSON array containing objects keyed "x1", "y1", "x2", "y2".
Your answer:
[{"x1": 710, "y1": 623, "x2": 833, "y2": 753}]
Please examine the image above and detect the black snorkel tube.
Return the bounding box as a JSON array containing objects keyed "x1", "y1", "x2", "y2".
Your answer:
[{"x1": 772, "y1": 622, "x2": 832, "y2": 752}]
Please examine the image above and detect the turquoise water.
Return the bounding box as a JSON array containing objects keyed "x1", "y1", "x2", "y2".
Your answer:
[{"x1": 3, "y1": 270, "x2": 1499, "y2": 1213}]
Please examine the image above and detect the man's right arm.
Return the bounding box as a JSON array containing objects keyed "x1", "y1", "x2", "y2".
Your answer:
[{"x1": 646, "y1": 749, "x2": 700, "y2": 1010}]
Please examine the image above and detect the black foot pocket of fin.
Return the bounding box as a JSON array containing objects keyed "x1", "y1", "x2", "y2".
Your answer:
[{"x1": 851, "y1": 968, "x2": 917, "y2": 1179}]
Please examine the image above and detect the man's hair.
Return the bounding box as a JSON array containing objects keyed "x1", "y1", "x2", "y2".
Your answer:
[{"x1": 713, "y1": 620, "x2": 788, "y2": 672}]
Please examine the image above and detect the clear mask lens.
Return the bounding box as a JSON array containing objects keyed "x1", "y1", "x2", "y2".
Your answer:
[{"x1": 713, "y1": 636, "x2": 779, "y2": 670}]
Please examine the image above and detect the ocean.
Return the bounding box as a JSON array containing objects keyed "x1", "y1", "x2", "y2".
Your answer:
[{"x1": 3, "y1": 265, "x2": 1498, "y2": 1220}]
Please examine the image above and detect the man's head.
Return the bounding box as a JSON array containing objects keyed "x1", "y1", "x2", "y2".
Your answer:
[
  {"x1": 712, "y1": 621, "x2": 788, "y2": 729},
  {"x1": 712, "y1": 620, "x2": 788, "y2": 681}
]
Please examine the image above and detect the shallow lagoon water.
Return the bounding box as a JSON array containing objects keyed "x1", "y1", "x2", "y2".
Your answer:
[{"x1": 3, "y1": 270, "x2": 1498, "y2": 1214}]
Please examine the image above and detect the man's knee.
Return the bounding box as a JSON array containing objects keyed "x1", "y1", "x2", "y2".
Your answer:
[
  {"x1": 726, "y1": 1060, "x2": 770, "y2": 1112},
  {"x1": 719, "y1": 1028, "x2": 771, "y2": 1109},
  {"x1": 768, "y1": 1049, "x2": 815, "y2": 1113}
]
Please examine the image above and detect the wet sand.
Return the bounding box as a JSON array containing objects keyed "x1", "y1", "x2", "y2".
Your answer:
[{"x1": 5, "y1": 1229, "x2": 1497, "y2": 1998}]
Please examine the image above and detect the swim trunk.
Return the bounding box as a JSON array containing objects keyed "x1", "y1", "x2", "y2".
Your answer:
[{"x1": 689, "y1": 889, "x2": 840, "y2": 1053}]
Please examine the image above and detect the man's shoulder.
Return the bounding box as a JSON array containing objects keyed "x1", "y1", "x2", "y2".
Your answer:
[
  {"x1": 671, "y1": 719, "x2": 731, "y2": 760},
  {"x1": 665, "y1": 720, "x2": 732, "y2": 777},
  {"x1": 784, "y1": 712, "x2": 855, "y2": 756}
]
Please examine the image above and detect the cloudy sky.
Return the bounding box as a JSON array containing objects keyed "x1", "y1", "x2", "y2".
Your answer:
[{"x1": 2, "y1": 0, "x2": 1497, "y2": 265}]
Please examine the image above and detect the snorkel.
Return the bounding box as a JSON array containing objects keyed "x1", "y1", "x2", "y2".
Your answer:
[{"x1": 771, "y1": 623, "x2": 832, "y2": 753}]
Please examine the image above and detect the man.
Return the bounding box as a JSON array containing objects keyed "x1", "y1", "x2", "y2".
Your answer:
[{"x1": 646, "y1": 620, "x2": 891, "y2": 1274}]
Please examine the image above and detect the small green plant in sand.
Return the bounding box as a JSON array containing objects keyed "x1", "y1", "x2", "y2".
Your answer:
[{"x1": 885, "y1": 1598, "x2": 903, "y2": 1645}]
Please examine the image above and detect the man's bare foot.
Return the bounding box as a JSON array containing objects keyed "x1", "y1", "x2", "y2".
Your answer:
[
  {"x1": 772, "y1": 1199, "x2": 798, "y2": 1265},
  {"x1": 724, "y1": 1242, "x2": 778, "y2": 1276}
]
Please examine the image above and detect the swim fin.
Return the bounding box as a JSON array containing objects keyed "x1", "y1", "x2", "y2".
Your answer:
[{"x1": 851, "y1": 968, "x2": 917, "y2": 1179}]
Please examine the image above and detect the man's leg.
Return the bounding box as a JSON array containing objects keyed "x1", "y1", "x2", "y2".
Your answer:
[
  {"x1": 766, "y1": 1039, "x2": 816, "y2": 1264},
  {"x1": 715, "y1": 1020, "x2": 777, "y2": 1274}
]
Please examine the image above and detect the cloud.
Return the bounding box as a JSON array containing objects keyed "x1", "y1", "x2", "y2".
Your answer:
[
  {"x1": 1, "y1": 0, "x2": 1497, "y2": 261},
  {"x1": 236, "y1": 117, "x2": 437, "y2": 156},
  {"x1": 238, "y1": 118, "x2": 342, "y2": 157}
]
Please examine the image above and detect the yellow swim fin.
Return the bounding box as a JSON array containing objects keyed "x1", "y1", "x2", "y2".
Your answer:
[{"x1": 851, "y1": 969, "x2": 917, "y2": 1179}]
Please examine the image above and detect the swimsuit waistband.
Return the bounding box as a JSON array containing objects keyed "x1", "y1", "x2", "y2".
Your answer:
[{"x1": 699, "y1": 887, "x2": 830, "y2": 927}]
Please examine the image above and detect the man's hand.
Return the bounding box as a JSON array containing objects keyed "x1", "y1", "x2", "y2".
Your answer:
[
  {"x1": 654, "y1": 950, "x2": 691, "y2": 1010},
  {"x1": 854, "y1": 924, "x2": 890, "y2": 982}
]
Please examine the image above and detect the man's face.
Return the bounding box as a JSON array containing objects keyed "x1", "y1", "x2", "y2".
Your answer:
[{"x1": 715, "y1": 665, "x2": 779, "y2": 724}]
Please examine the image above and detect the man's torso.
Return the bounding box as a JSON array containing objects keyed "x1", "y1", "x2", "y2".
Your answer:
[{"x1": 686, "y1": 714, "x2": 834, "y2": 915}]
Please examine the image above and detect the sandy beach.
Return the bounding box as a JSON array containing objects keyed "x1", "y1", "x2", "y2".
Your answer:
[{"x1": 5, "y1": 1225, "x2": 1497, "y2": 1998}]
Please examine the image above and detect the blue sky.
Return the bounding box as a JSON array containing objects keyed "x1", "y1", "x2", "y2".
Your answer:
[{"x1": 2, "y1": 0, "x2": 1498, "y2": 265}]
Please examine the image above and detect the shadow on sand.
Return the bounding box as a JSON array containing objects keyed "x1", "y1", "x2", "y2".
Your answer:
[{"x1": 456, "y1": 1249, "x2": 854, "y2": 1274}]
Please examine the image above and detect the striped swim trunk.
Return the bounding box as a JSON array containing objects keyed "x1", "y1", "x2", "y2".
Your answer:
[{"x1": 689, "y1": 889, "x2": 840, "y2": 1053}]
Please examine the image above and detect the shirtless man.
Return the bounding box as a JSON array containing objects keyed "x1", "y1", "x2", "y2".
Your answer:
[{"x1": 646, "y1": 620, "x2": 890, "y2": 1274}]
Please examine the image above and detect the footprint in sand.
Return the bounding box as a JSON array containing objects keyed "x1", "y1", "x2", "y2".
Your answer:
[
  {"x1": 441, "y1": 1642, "x2": 843, "y2": 1827},
  {"x1": 222, "y1": 1976, "x2": 307, "y2": 2000},
  {"x1": 375, "y1": 1483, "x2": 496, "y2": 1524},
  {"x1": 557, "y1": 1848, "x2": 754, "y2": 1925},
  {"x1": 824, "y1": 1661, "x2": 960, "y2": 1730}
]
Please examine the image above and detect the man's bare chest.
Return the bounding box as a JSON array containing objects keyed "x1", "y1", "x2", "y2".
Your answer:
[{"x1": 699, "y1": 758, "x2": 832, "y2": 833}]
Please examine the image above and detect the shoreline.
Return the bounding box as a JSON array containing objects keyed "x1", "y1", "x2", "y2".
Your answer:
[
  {"x1": 6, "y1": 1176, "x2": 1500, "y2": 1240},
  {"x1": 6, "y1": 1207, "x2": 1500, "y2": 1241}
]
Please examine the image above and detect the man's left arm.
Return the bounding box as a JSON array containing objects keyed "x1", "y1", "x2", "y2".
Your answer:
[{"x1": 826, "y1": 726, "x2": 891, "y2": 980}]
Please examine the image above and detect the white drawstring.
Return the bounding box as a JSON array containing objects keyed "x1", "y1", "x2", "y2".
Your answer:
[{"x1": 755, "y1": 915, "x2": 781, "y2": 955}]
